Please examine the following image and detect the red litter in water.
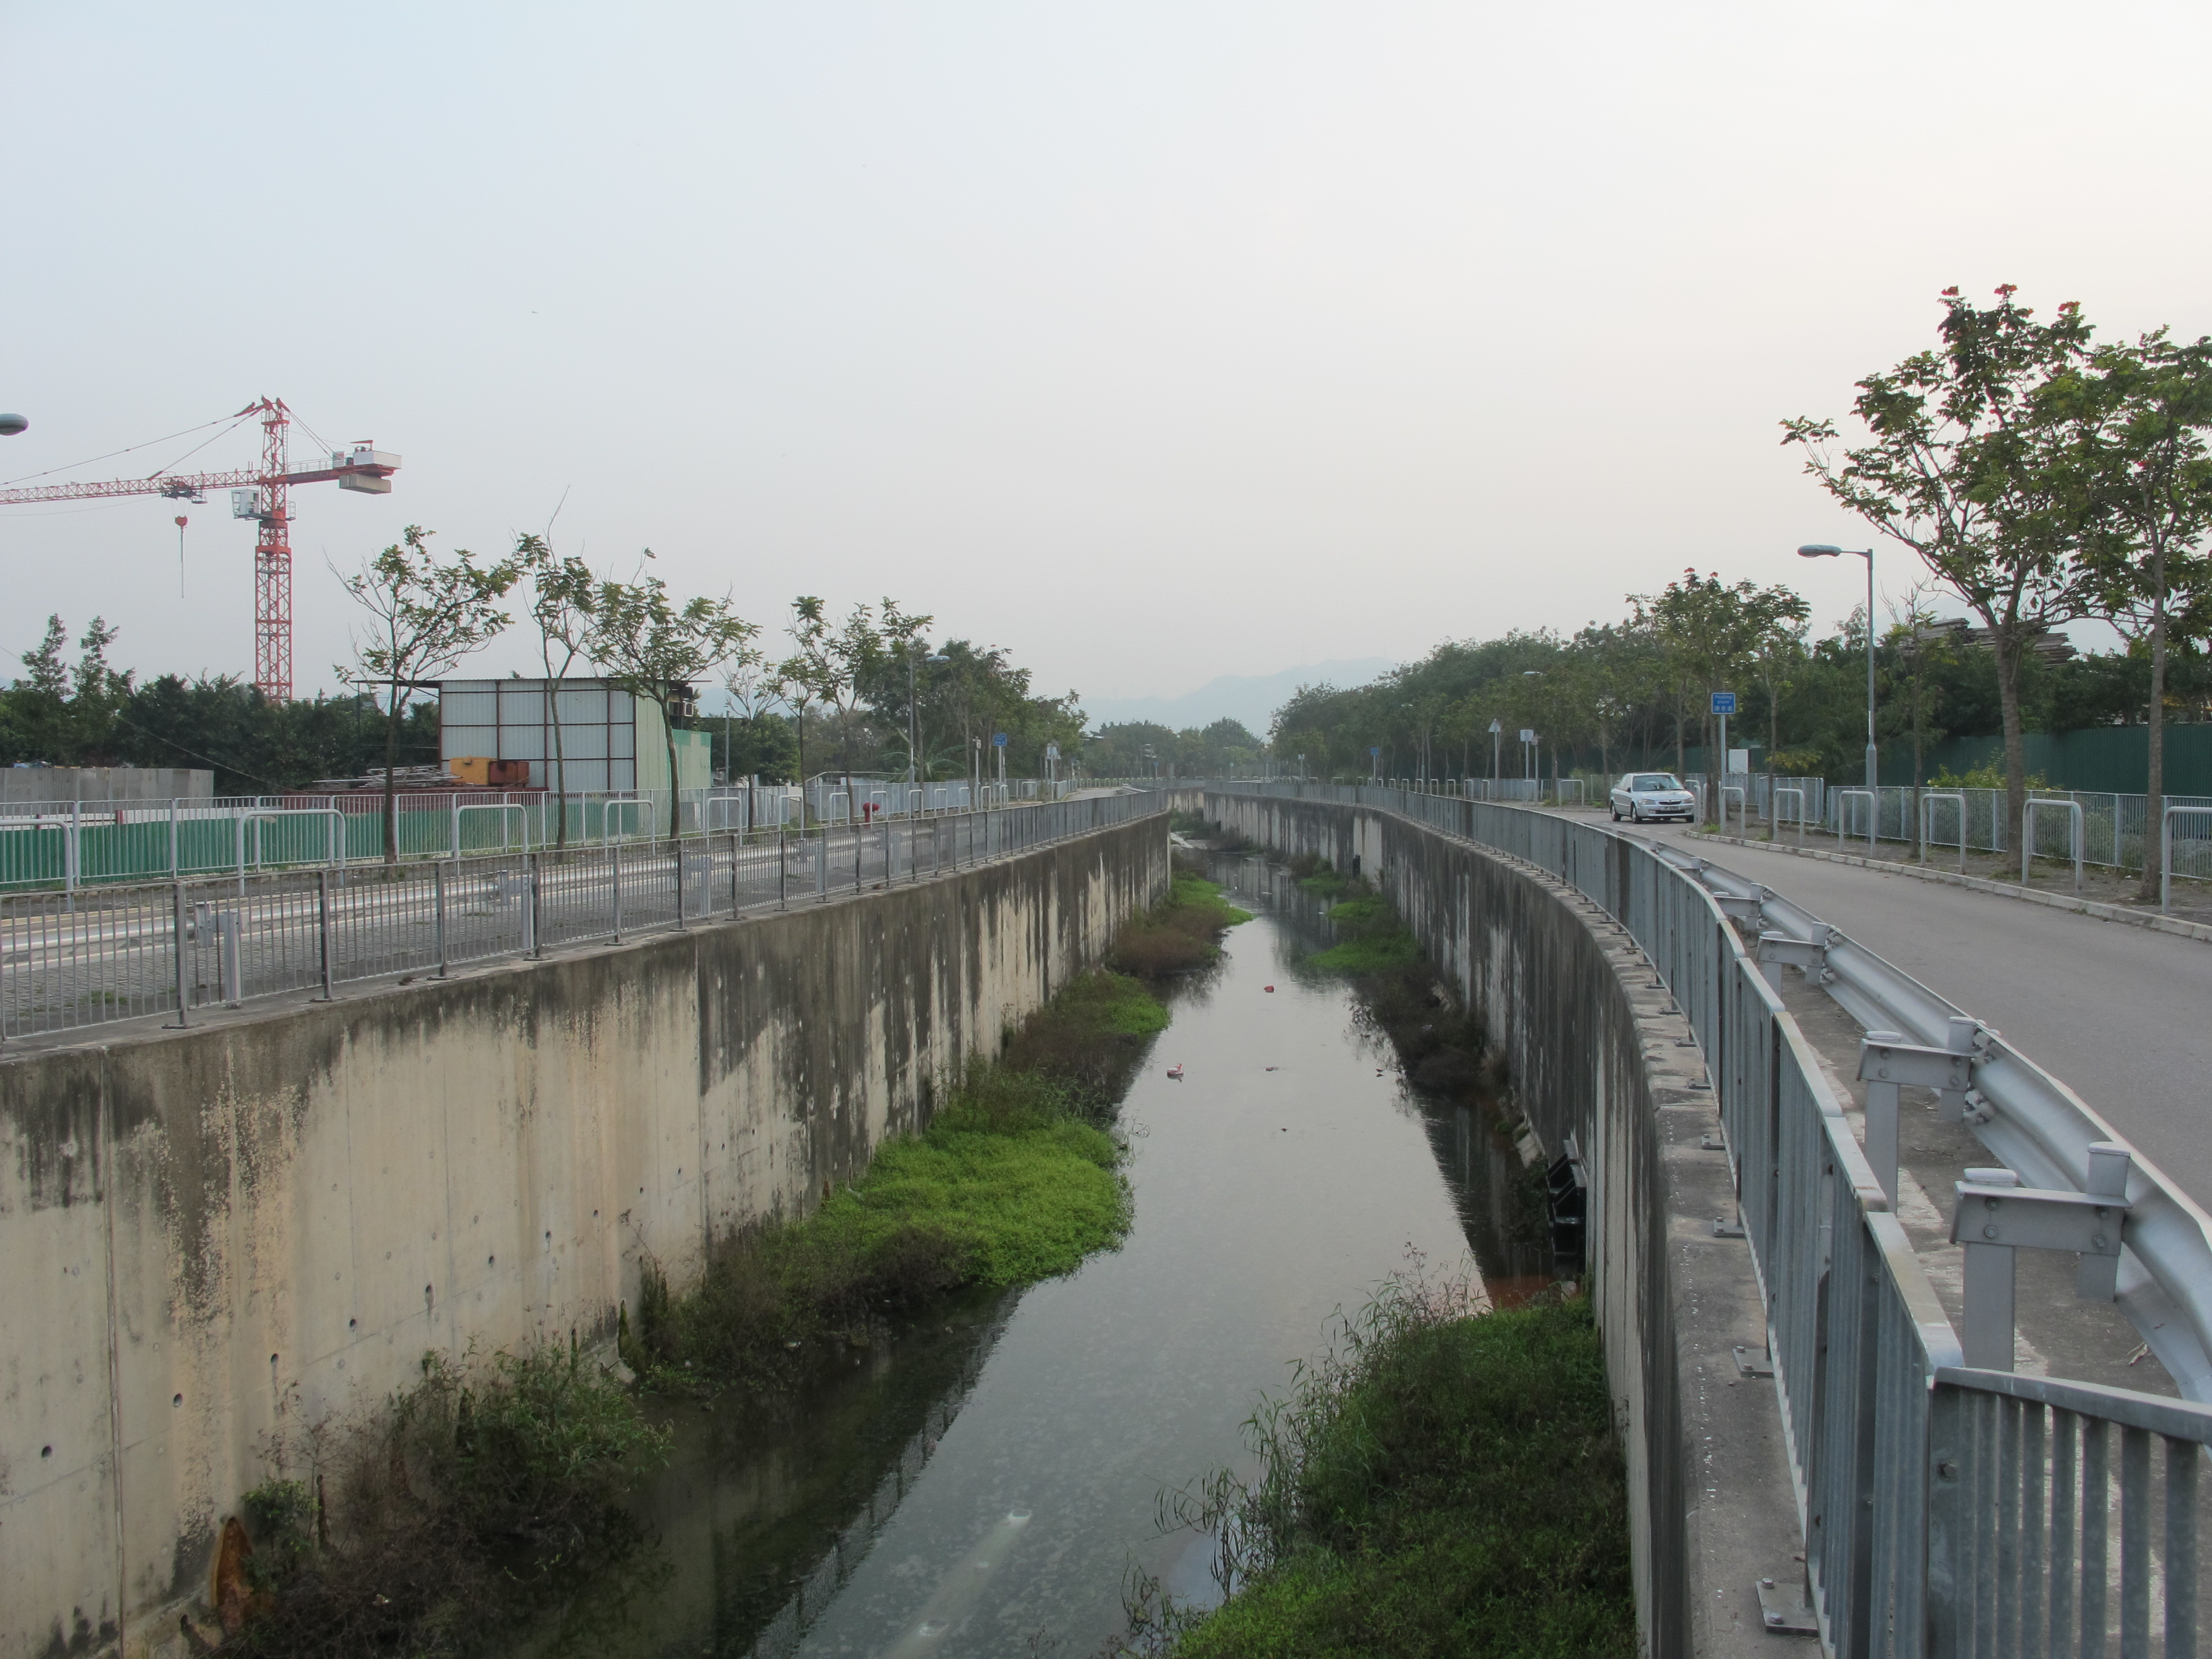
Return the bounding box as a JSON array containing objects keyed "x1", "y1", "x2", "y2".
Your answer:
[{"x1": 1264, "y1": 985, "x2": 1275, "y2": 993}]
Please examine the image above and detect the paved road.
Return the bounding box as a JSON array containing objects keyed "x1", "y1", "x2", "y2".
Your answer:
[{"x1": 1603, "y1": 813, "x2": 2212, "y2": 1210}]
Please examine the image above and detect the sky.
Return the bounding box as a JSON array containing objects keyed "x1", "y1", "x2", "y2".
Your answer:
[{"x1": 6, "y1": 2, "x2": 2210, "y2": 712}]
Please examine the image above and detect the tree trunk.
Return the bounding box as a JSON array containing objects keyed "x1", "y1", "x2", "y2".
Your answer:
[
  {"x1": 382, "y1": 682, "x2": 402, "y2": 866},
  {"x1": 2137, "y1": 551, "x2": 2170, "y2": 903},
  {"x1": 1996, "y1": 636, "x2": 2028, "y2": 863},
  {"x1": 550, "y1": 679, "x2": 568, "y2": 852},
  {"x1": 663, "y1": 705, "x2": 681, "y2": 844}
]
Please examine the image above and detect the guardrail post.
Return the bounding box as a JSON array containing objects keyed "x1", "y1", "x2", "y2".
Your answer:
[
  {"x1": 778, "y1": 826, "x2": 787, "y2": 909},
  {"x1": 1856, "y1": 1031, "x2": 1974, "y2": 1207},
  {"x1": 1862, "y1": 1029, "x2": 1905, "y2": 1206},
  {"x1": 168, "y1": 882, "x2": 191, "y2": 1027},
  {"x1": 315, "y1": 870, "x2": 335, "y2": 1000},
  {"x1": 434, "y1": 862, "x2": 448, "y2": 976},
  {"x1": 611, "y1": 842, "x2": 623, "y2": 941},
  {"x1": 1755, "y1": 926, "x2": 1831, "y2": 993},
  {"x1": 525, "y1": 853, "x2": 541, "y2": 957},
  {"x1": 816, "y1": 825, "x2": 828, "y2": 902},
  {"x1": 169, "y1": 798, "x2": 179, "y2": 881},
  {"x1": 1960, "y1": 1169, "x2": 2020, "y2": 1369},
  {"x1": 1937, "y1": 1015, "x2": 1979, "y2": 1122},
  {"x1": 2080, "y1": 1142, "x2": 2133, "y2": 1301},
  {"x1": 1951, "y1": 1159, "x2": 2130, "y2": 1369}
]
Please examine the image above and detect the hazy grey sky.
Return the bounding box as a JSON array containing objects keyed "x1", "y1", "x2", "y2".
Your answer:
[{"x1": 7, "y1": 2, "x2": 2208, "y2": 707}]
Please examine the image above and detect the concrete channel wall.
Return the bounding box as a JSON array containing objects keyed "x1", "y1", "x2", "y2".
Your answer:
[
  {"x1": 0, "y1": 812, "x2": 1168, "y2": 1659},
  {"x1": 1205, "y1": 791, "x2": 1796, "y2": 1659}
]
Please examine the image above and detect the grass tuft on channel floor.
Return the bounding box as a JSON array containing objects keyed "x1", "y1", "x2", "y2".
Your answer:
[{"x1": 1156, "y1": 1284, "x2": 1635, "y2": 1659}]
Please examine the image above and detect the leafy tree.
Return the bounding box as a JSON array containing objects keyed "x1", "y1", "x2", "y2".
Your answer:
[
  {"x1": 337, "y1": 527, "x2": 520, "y2": 862},
  {"x1": 588, "y1": 565, "x2": 757, "y2": 840},
  {"x1": 1783, "y1": 284, "x2": 2098, "y2": 852},
  {"x1": 2055, "y1": 329, "x2": 2212, "y2": 897},
  {"x1": 1882, "y1": 583, "x2": 1957, "y2": 799}
]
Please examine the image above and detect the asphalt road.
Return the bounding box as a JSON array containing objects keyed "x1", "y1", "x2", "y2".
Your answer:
[{"x1": 1615, "y1": 814, "x2": 2212, "y2": 1211}]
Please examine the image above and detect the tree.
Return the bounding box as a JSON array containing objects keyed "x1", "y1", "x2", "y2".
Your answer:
[
  {"x1": 2056, "y1": 329, "x2": 2212, "y2": 899},
  {"x1": 515, "y1": 534, "x2": 599, "y2": 848},
  {"x1": 588, "y1": 565, "x2": 757, "y2": 840},
  {"x1": 876, "y1": 598, "x2": 936, "y2": 785},
  {"x1": 1882, "y1": 583, "x2": 1956, "y2": 813},
  {"x1": 1631, "y1": 570, "x2": 1805, "y2": 808},
  {"x1": 337, "y1": 527, "x2": 519, "y2": 863},
  {"x1": 1784, "y1": 284, "x2": 2097, "y2": 853}
]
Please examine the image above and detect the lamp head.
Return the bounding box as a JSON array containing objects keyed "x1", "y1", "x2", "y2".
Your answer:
[
  {"x1": 0, "y1": 414, "x2": 27, "y2": 437},
  {"x1": 1798, "y1": 544, "x2": 1843, "y2": 558}
]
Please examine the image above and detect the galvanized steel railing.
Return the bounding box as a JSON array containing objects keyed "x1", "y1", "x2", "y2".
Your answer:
[
  {"x1": 1208, "y1": 780, "x2": 2212, "y2": 1658},
  {"x1": 0, "y1": 792, "x2": 1165, "y2": 1042}
]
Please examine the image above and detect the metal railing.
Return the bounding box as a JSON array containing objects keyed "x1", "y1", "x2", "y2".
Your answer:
[
  {"x1": 0, "y1": 792, "x2": 1165, "y2": 1042},
  {"x1": 1207, "y1": 781, "x2": 2212, "y2": 1655},
  {"x1": 0, "y1": 782, "x2": 1054, "y2": 894},
  {"x1": 1811, "y1": 785, "x2": 2212, "y2": 882}
]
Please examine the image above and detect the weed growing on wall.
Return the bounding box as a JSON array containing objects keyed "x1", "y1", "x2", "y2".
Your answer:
[
  {"x1": 1144, "y1": 1278, "x2": 1635, "y2": 1658},
  {"x1": 626, "y1": 869, "x2": 1250, "y2": 1396},
  {"x1": 227, "y1": 1346, "x2": 669, "y2": 1659},
  {"x1": 624, "y1": 1065, "x2": 1133, "y2": 1394}
]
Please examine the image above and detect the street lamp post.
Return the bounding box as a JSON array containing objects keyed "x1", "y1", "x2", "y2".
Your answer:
[
  {"x1": 1799, "y1": 544, "x2": 1878, "y2": 789},
  {"x1": 906, "y1": 646, "x2": 948, "y2": 796}
]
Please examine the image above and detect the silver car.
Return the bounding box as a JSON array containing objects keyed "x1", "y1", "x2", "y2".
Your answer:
[{"x1": 1610, "y1": 772, "x2": 1696, "y2": 823}]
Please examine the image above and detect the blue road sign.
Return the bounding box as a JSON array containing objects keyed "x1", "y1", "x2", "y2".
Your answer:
[
  {"x1": 993, "y1": 732, "x2": 1008, "y2": 747},
  {"x1": 1370, "y1": 746, "x2": 1381, "y2": 757},
  {"x1": 1711, "y1": 691, "x2": 1738, "y2": 715}
]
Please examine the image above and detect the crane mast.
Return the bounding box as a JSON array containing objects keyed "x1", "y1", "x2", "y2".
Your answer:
[{"x1": 0, "y1": 397, "x2": 400, "y2": 702}]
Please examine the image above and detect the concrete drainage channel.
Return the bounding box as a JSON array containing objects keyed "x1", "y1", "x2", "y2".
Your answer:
[{"x1": 1204, "y1": 783, "x2": 2212, "y2": 1659}]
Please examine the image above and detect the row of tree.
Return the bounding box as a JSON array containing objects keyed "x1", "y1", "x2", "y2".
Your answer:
[
  {"x1": 1, "y1": 531, "x2": 1085, "y2": 856},
  {"x1": 1270, "y1": 604, "x2": 2196, "y2": 794},
  {"x1": 1277, "y1": 287, "x2": 2212, "y2": 898}
]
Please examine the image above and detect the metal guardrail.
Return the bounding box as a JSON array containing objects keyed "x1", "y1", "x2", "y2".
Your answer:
[
  {"x1": 0, "y1": 792, "x2": 1165, "y2": 1042},
  {"x1": 0, "y1": 783, "x2": 1039, "y2": 894},
  {"x1": 1208, "y1": 781, "x2": 2212, "y2": 1657}
]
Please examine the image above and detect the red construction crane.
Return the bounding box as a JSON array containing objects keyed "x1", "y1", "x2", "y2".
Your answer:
[{"x1": 0, "y1": 398, "x2": 400, "y2": 702}]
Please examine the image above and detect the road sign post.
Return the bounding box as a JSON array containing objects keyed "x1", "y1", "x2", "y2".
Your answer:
[{"x1": 1711, "y1": 692, "x2": 1737, "y2": 822}]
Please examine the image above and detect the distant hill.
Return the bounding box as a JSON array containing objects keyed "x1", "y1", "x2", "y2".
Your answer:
[{"x1": 1082, "y1": 659, "x2": 1395, "y2": 737}]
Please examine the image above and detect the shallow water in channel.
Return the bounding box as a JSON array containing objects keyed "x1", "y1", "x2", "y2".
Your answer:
[{"x1": 547, "y1": 856, "x2": 1552, "y2": 1659}]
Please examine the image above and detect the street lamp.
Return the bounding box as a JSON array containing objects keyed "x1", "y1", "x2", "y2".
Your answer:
[
  {"x1": 0, "y1": 415, "x2": 27, "y2": 437},
  {"x1": 906, "y1": 646, "x2": 947, "y2": 793},
  {"x1": 1799, "y1": 544, "x2": 1877, "y2": 789}
]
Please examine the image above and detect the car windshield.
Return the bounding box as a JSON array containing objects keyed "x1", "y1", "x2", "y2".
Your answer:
[{"x1": 1629, "y1": 775, "x2": 1681, "y2": 792}]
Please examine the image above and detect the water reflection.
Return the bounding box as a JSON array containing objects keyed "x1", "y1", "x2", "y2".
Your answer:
[{"x1": 557, "y1": 855, "x2": 1552, "y2": 1658}]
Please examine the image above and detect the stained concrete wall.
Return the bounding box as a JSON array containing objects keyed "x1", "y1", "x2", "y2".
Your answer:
[
  {"x1": 1206, "y1": 791, "x2": 1797, "y2": 1659},
  {"x1": 0, "y1": 813, "x2": 1167, "y2": 1659}
]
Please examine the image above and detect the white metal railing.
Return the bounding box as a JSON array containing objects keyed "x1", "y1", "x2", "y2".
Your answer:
[
  {"x1": 1808, "y1": 784, "x2": 2212, "y2": 883},
  {"x1": 1206, "y1": 781, "x2": 2212, "y2": 1655}
]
